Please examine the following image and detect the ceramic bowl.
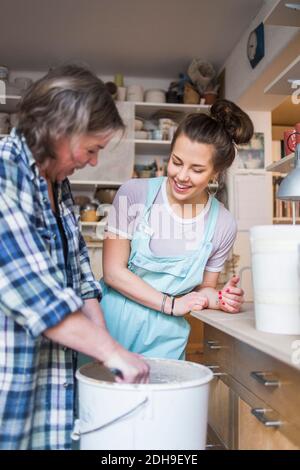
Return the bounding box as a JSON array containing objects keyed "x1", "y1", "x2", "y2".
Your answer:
[
  {"x1": 134, "y1": 119, "x2": 143, "y2": 131},
  {"x1": 244, "y1": 159, "x2": 261, "y2": 169},
  {"x1": 135, "y1": 130, "x2": 148, "y2": 140},
  {"x1": 144, "y1": 89, "x2": 166, "y2": 103}
]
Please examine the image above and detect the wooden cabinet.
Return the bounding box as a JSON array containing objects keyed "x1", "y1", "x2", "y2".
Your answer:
[
  {"x1": 203, "y1": 324, "x2": 300, "y2": 450},
  {"x1": 237, "y1": 396, "x2": 298, "y2": 450},
  {"x1": 185, "y1": 315, "x2": 204, "y2": 363},
  {"x1": 208, "y1": 379, "x2": 233, "y2": 449}
]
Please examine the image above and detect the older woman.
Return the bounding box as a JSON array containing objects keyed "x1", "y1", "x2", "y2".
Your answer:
[{"x1": 0, "y1": 65, "x2": 149, "y2": 450}]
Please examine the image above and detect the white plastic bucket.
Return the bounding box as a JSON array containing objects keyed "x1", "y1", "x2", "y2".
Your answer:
[
  {"x1": 73, "y1": 358, "x2": 213, "y2": 450},
  {"x1": 250, "y1": 225, "x2": 300, "y2": 334}
]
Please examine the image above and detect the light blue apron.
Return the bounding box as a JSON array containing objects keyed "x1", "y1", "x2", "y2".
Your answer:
[{"x1": 100, "y1": 177, "x2": 219, "y2": 360}]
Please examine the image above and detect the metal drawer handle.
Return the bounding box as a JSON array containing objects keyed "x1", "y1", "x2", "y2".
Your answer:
[
  {"x1": 205, "y1": 364, "x2": 227, "y2": 377},
  {"x1": 251, "y1": 371, "x2": 280, "y2": 388},
  {"x1": 205, "y1": 444, "x2": 224, "y2": 449},
  {"x1": 251, "y1": 408, "x2": 282, "y2": 428},
  {"x1": 206, "y1": 340, "x2": 222, "y2": 350}
]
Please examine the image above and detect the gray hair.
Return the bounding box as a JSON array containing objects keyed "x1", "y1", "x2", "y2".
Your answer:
[{"x1": 17, "y1": 64, "x2": 124, "y2": 163}]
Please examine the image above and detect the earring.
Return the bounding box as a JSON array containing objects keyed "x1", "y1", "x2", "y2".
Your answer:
[{"x1": 207, "y1": 179, "x2": 219, "y2": 196}]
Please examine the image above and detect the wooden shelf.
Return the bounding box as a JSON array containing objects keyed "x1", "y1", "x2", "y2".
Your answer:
[
  {"x1": 134, "y1": 101, "x2": 210, "y2": 119},
  {"x1": 0, "y1": 94, "x2": 22, "y2": 113},
  {"x1": 273, "y1": 217, "x2": 300, "y2": 223},
  {"x1": 69, "y1": 180, "x2": 122, "y2": 190},
  {"x1": 80, "y1": 221, "x2": 106, "y2": 227},
  {"x1": 85, "y1": 240, "x2": 103, "y2": 248},
  {"x1": 266, "y1": 153, "x2": 295, "y2": 173},
  {"x1": 264, "y1": 0, "x2": 300, "y2": 26},
  {"x1": 264, "y1": 55, "x2": 300, "y2": 95},
  {"x1": 135, "y1": 139, "x2": 171, "y2": 154},
  {"x1": 235, "y1": 169, "x2": 266, "y2": 174}
]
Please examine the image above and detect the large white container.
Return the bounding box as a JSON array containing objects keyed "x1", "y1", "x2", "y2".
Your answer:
[
  {"x1": 250, "y1": 225, "x2": 300, "y2": 334},
  {"x1": 73, "y1": 358, "x2": 213, "y2": 450}
]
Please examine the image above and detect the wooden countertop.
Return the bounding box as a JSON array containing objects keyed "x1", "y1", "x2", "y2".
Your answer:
[{"x1": 191, "y1": 302, "x2": 300, "y2": 371}]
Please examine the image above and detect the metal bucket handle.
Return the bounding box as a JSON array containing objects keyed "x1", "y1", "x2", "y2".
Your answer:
[{"x1": 71, "y1": 397, "x2": 149, "y2": 441}]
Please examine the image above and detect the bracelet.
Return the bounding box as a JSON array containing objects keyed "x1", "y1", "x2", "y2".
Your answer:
[
  {"x1": 170, "y1": 296, "x2": 176, "y2": 316},
  {"x1": 161, "y1": 293, "x2": 168, "y2": 314}
]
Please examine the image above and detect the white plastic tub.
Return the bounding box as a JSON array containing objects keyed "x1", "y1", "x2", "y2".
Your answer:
[
  {"x1": 73, "y1": 358, "x2": 213, "y2": 450},
  {"x1": 250, "y1": 225, "x2": 300, "y2": 334}
]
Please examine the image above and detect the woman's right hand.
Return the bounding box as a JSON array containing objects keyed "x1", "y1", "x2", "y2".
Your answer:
[
  {"x1": 171, "y1": 292, "x2": 209, "y2": 316},
  {"x1": 104, "y1": 346, "x2": 150, "y2": 384}
]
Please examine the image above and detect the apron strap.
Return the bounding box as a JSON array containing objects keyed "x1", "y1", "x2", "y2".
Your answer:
[
  {"x1": 128, "y1": 177, "x2": 165, "y2": 262},
  {"x1": 144, "y1": 177, "x2": 165, "y2": 215},
  {"x1": 202, "y1": 197, "x2": 220, "y2": 244}
]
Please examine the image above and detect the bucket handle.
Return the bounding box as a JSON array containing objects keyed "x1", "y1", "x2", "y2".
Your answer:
[{"x1": 71, "y1": 396, "x2": 149, "y2": 441}]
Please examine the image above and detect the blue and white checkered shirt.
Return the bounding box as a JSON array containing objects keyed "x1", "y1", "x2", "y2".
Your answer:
[{"x1": 0, "y1": 129, "x2": 102, "y2": 449}]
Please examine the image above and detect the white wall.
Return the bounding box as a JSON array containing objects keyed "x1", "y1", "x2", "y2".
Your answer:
[
  {"x1": 228, "y1": 110, "x2": 273, "y2": 301},
  {"x1": 221, "y1": 0, "x2": 299, "y2": 106}
]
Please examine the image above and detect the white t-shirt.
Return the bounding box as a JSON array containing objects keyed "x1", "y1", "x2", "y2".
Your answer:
[{"x1": 106, "y1": 178, "x2": 237, "y2": 272}]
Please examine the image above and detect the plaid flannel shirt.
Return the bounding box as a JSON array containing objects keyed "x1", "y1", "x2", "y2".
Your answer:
[{"x1": 0, "y1": 129, "x2": 102, "y2": 449}]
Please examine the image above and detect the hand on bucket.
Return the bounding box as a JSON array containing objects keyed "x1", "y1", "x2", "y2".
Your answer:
[
  {"x1": 218, "y1": 276, "x2": 244, "y2": 314},
  {"x1": 104, "y1": 346, "x2": 150, "y2": 384}
]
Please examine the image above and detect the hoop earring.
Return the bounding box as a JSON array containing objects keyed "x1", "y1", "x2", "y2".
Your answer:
[{"x1": 207, "y1": 180, "x2": 219, "y2": 196}]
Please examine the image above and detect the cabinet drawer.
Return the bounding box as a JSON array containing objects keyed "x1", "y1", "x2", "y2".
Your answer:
[
  {"x1": 203, "y1": 325, "x2": 234, "y2": 376},
  {"x1": 238, "y1": 396, "x2": 299, "y2": 450},
  {"x1": 234, "y1": 340, "x2": 300, "y2": 430}
]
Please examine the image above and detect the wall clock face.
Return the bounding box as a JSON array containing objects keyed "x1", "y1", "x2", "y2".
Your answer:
[{"x1": 247, "y1": 22, "x2": 265, "y2": 69}]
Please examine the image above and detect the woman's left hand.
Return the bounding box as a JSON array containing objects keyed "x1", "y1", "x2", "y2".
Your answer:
[{"x1": 218, "y1": 276, "x2": 244, "y2": 314}]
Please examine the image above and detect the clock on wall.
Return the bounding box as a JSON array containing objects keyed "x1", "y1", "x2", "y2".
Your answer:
[{"x1": 247, "y1": 22, "x2": 265, "y2": 69}]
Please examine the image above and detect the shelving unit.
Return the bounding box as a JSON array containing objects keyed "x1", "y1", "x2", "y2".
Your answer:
[
  {"x1": 0, "y1": 93, "x2": 21, "y2": 138},
  {"x1": 234, "y1": 169, "x2": 267, "y2": 175},
  {"x1": 134, "y1": 101, "x2": 210, "y2": 165},
  {"x1": 134, "y1": 101, "x2": 210, "y2": 118},
  {"x1": 273, "y1": 217, "x2": 300, "y2": 224},
  {"x1": 269, "y1": 160, "x2": 299, "y2": 223},
  {"x1": 80, "y1": 221, "x2": 106, "y2": 227},
  {"x1": 69, "y1": 180, "x2": 123, "y2": 190},
  {"x1": 134, "y1": 139, "x2": 171, "y2": 155},
  {"x1": 266, "y1": 152, "x2": 295, "y2": 174},
  {"x1": 0, "y1": 94, "x2": 22, "y2": 113},
  {"x1": 264, "y1": 55, "x2": 300, "y2": 95},
  {"x1": 80, "y1": 220, "x2": 107, "y2": 243},
  {"x1": 264, "y1": 0, "x2": 300, "y2": 27}
]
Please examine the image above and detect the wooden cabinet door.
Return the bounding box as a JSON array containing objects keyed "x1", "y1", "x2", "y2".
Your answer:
[
  {"x1": 185, "y1": 315, "x2": 204, "y2": 363},
  {"x1": 238, "y1": 397, "x2": 299, "y2": 450},
  {"x1": 208, "y1": 378, "x2": 233, "y2": 449}
]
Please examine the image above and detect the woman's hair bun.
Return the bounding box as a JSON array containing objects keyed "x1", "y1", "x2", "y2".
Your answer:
[{"x1": 210, "y1": 99, "x2": 254, "y2": 145}]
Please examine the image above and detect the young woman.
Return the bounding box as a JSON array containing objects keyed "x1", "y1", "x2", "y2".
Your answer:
[{"x1": 101, "y1": 99, "x2": 254, "y2": 360}]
